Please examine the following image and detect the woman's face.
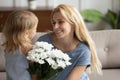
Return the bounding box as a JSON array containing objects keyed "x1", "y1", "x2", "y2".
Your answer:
[{"x1": 52, "y1": 12, "x2": 74, "y2": 39}]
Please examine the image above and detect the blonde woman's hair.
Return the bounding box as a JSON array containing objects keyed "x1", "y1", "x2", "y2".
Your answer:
[
  {"x1": 51, "y1": 4, "x2": 102, "y2": 74},
  {"x1": 2, "y1": 10, "x2": 38, "y2": 52}
]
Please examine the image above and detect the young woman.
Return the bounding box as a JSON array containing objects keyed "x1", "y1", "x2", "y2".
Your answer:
[
  {"x1": 2, "y1": 10, "x2": 38, "y2": 80},
  {"x1": 38, "y1": 4, "x2": 102, "y2": 80}
]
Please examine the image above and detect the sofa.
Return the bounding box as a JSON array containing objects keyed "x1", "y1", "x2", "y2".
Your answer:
[
  {"x1": 89, "y1": 30, "x2": 120, "y2": 80},
  {"x1": 0, "y1": 30, "x2": 120, "y2": 80}
]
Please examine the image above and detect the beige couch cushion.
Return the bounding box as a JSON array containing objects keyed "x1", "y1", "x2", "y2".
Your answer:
[
  {"x1": 90, "y1": 30, "x2": 120, "y2": 68},
  {"x1": 89, "y1": 69, "x2": 120, "y2": 80}
]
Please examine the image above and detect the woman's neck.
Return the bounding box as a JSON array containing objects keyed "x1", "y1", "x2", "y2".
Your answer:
[{"x1": 52, "y1": 34, "x2": 79, "y2": 53}]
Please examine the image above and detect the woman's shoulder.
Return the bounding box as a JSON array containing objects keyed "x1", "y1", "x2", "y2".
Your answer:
[
  {"x1": 68, "y1": 42, "x2": 90, "y2": 57},
  {"x1": 77, "y1": 42, "x2": 89, "y2": 50},
  {"x1": 37, "y1": 32, "x2": 52, "y2": 43},
  {"x1": 76, "y1": 42, "x2": 91, "y2": 55}
]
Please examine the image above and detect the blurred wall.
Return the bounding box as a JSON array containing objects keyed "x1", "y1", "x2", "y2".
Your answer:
[{"x1": 0, "y1": 0, "x2": 119, "y2": 13}]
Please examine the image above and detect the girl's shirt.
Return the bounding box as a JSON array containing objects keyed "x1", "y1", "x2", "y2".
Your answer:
[
  {"x1": 5, "y1": 49, "x2": 31, "y2": 80},
  {"x1": 38, "y1": 33, "x2": 91, "y2": 80}
]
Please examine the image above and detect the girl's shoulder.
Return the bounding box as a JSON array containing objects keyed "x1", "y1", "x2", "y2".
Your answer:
[{"x1": 4, "y1": 49, "x2": 25, "y2": 60}]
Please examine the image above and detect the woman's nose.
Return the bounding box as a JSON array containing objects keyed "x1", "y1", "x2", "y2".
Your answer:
[{"x1": 53, "y1": 23, "x2": 59, "y2": 29}]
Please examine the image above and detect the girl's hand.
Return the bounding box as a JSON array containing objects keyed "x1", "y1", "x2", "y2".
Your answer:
[{"x1": 21, "y1": 43, "x2": 33, "y2": 56}]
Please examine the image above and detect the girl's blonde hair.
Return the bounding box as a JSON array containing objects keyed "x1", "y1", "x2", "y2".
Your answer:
[
  {"x1": 2, "y1": 10, "x2": 38, "y2": 52},
  {"x1": 51, "y1": 4, "x2": 102, "y2": 74}
]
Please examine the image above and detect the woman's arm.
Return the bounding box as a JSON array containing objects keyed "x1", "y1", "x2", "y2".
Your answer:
[{"x1": 67, "y1": 66, "x2": 87, "y2": 80}]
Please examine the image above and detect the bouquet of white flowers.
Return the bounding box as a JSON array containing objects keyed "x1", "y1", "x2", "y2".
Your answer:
[{"x1": 27, "y1": 41, "x2": 71, "y2": 80}]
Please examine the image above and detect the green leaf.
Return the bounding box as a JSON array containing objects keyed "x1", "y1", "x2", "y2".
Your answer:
[
  {"x1": 80, "y1": 9, "x2": 104, "y2": 23},
  {"x1": 105, "y1": 10, "x2": 117, "y2": 29},
  {"x1": 117, "y1": 11, "x2": 120, "y2": 29}
]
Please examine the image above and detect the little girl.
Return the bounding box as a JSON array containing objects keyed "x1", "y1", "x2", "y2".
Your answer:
[{"x1": 2, "y1": 10, "x2": 38, "y2": 80}]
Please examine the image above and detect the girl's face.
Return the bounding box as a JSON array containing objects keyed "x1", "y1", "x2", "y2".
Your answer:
[
  {"x1": 28, "y1": 24, "x2": 37, "y2": 40},
  {"x1": 52, "y1": 12, "x2": 74, "y2": 39}
]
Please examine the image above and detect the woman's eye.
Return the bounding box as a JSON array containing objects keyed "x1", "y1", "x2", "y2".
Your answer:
[
  {"x1": 52, "y1": 22, "x2": 56, "y2": 25},
  {"x1": 58, "y1": 21, "x2": 64, "y2": 24}
]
